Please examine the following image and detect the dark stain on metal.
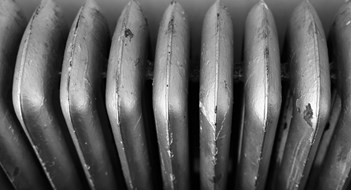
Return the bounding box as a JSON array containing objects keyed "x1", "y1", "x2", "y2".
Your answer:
[
  {"x1": 324, "y1": 122, "x2": 330, "y2": 131},
  {"x1": 166, "y1": 16, "x2": 174, "y2": 34},
  {"x1": 303, "y1": 103, "x2": 313, "y2": 127},
  {"x1": 264, "y1": 47, "x2": 269, "y2": 58},
  {"x1": 124, "y1": 28, "x2": 133, "y2": 41}
]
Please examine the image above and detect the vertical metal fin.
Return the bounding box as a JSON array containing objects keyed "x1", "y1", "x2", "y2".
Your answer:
[
  {"x1": 237, "y1": 1, "x2": 281, "y2": 190},
  {"x1": 106, "y1": 1, "x2": 153, "y2": 190},
  {"x1": 306, "y1": 90, "x2": 341, "y2": 189},
  {"x1": 12, "y1": 0, "x2": 85, "y2": 189},
  {"x1": 60, "y1": 0, "x2": 119, "y2": 189},
  {"x1": 277, "y1": 1, "x2": 331, "y2": 190},
  {"x1": 0, "y1": 0, "x2": 51, "y2": 189},
  {"x1": 199, "y1": 1, "x2": 234, "y2": 189},
  {"x1": 316, "y1": 1, "x2": 351, "y2": 189},
  {"x1": 153, "y1": 1, "x2": 190, "y2": 189}
]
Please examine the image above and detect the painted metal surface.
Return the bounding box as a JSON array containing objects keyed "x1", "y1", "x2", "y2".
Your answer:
[
  {"x1": 60, "y1": 0, "x2": 119, "y2": 189},
  {"x1": 316, "y1": 1, "x2": 351, "y2": 189},
  {"x1": 106, "y1": 1, "x2": 153, "y2": 190},
  {"x1": 0, "y1": 0, "x2": 51, "y2": 189},
  {"x1": 153, "y1": 2, "x2": 190, "y2": 189},
  {"x1": 277, "y1": 1, "x2": 331, "y2": 190},
  {"x1": 199, "y1": 1, "x2": 234, "y2": 189},
  {"x1": 237, "y1": 1, "x2": 281, "y2": 190},
  {"x1": 12, "y1": 0, "x2": 85, "y2": 189}
]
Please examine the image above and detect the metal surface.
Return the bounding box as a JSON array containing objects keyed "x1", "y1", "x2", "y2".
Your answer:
[
  {"x1": 0, "y1": 0, "x2": 50, "y2": 189},
  {"x1": 106, "y1": 1, "x2": 153, "y2": 190},
  {"x1": 199, "y1": 1, "x2": 233, "y2": 189},
  {"x1": 316, "y1": 2, "x2": 351, "y2": 189},
  {"x1": 12, "y1": 0, "x2": 85, "y2": 189},
  {"x1": 153, "y1": 2, "x2": 190, "y2": 189},
  {"x1": 0, "y1": 167, "x2": 14, "y2": 190},
  {"x1": 60, "y1": 0, "x2": 119, "y2": 189},
  {"x1": 237, "y1": 1, "x2": 281, "y2": 190},
  {"x1": 306, "y1": 90, "x2": 341, "y2": 189},
  {"x1": 277, "y1": 1, "x2": 331, "y2": 190},
  {"x1": 268, "y1": 88, "x2": 293, "y2": 190},
  {"x1": 0, "y1": 0, "x2": 347, "y2": 189}
]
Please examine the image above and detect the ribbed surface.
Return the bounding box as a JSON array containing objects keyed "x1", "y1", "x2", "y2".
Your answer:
[{"x1": 0, "y1": 0, "x2": 349, "y2": 190}]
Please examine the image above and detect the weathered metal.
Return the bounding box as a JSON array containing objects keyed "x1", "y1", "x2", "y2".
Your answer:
[
  {"x1": 60, "y1": 0, "x2": 120, "y2": 189},
  {"x1": 0, "y1": 0, "x2": 51, "y2": 189},
  {"x1": 199, "y1": 1, "x2": 234, "y2": 189},
  {"x1": 237, "y1": 1, "x2": 281, "y2": 190},
  {"x1": 106, "y1": 1, "x2": 153, "y2": 190},
  {"x1": 12, "y1": 0, "x2": 85, "y2": 189},
  {"x1": 153, "y1": 2, "x2": 190, "y2": 189},
  {"x1": 277, "y1": 1, "x2": 331, "y2": 189},
  {"x1": 316, "y1": 1, "x2": 351, "y2": 189}
]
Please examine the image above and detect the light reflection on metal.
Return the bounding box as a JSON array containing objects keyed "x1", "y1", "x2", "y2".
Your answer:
[
  {"x1": 60, "y1": 0, "x2": 119, "y2": 189},
  {"x1": 12, "y1": 0, "x2": 85, "y2": 189},
  {"x1": 106, "y1": 1, "x2": 153, "y2": 190},
  {"x1": 153, "y1": 2, "x2": 190, "y2": 189},
  {"x1": 316, "y1": 1, "x2": 351, "y2": 189},
  {"x1": 237, "y1": 1, "x2": 281, "y2": 190},
  {"x1": 199, "y1": 1, "x2": 233, "y2": 189},
  {"x1": 277, "y1": 1, "x2": 331, "y2": 190}
]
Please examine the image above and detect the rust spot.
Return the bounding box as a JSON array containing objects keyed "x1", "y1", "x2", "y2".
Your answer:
[
  {"x1": 264, "y1": 47, "x2": 269, "y2": 58},
  {"x1": 166, "y1": 17, "x2": 175, "y2": 34},
  {"x1": 124, "y1": 28, "x2": 134, "y2": 41},
  {"x1": 303, "y1": 103, "x2": 313, "y2": 127}
]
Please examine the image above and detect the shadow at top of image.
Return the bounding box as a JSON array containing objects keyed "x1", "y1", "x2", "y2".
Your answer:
[{"x1": 15, "y1": 0, "x2": 344, "y2": 62}]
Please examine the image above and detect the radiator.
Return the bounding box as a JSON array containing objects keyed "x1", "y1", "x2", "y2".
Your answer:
[{"x1": 0, "y1": 0, "x2": 349, "y2": 190}]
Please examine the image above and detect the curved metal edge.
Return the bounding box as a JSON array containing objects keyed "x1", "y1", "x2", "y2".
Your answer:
[
  {"x1": 315, "y1": 2, "x2": 351, "y2": 190},
  {"x1": 306, "y1": 90, "x2": 341, "y2": 189},
  {"x1": 0, "y1": 0, "x2": 51, "y2": 189},
  {"x1": 277, "y1": 1, "x2": 331, "y2": 190},
  {"x1": 12, "y1": 0, "x2": 85, "y2": 189},
  {"x1": 60, "y1": 0, "x2": 118, "y2": 189},
  {"x1": 106, "y1": 1, "x2": 153, "y2": 190},
  {"x1": 152, "y1": 1, "x2": 190, "y2": 190},
  {"x1": 238, "y1": 1, "x2": 281, "y2": 190},
  {"x1": 199, "y1": 1, "x2": 234, "y2": 189}
]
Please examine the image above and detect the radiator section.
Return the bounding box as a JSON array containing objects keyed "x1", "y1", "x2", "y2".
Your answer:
[{"x1": 1, "y1": 0, "x2": 351, "y2": 190}]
